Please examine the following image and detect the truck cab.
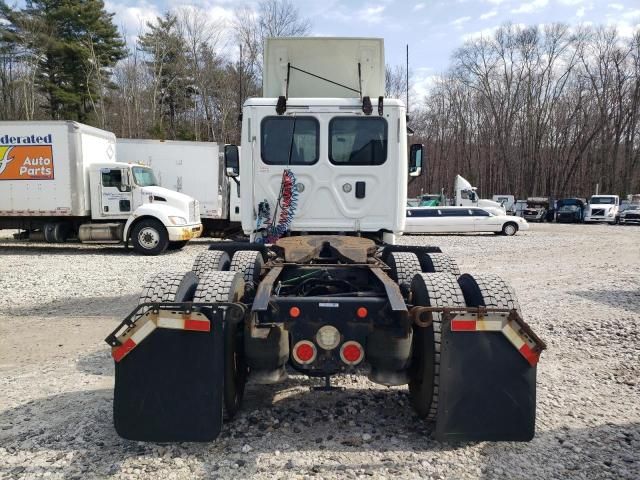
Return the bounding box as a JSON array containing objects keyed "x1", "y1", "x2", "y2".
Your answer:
[
  {"x1": 88, "y1": 162, "x2": 202, "y2": 253},
  {"x1": 236, "y1": 97, "x2": 414, "y2": 244},
  {"x1": 584, "y1": 195, "x2": 619, "y2": 224},
  {"x1": 454, "y1": 175, "x2": 505, "y2": 215}
]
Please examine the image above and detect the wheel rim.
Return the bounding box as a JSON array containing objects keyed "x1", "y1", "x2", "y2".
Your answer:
[
  {"x1": 505, "y1": 224, "x2": 516, "y2": 235},
  {"x1": 138, "y1": 227, "x2": 160, "y2": 249}
]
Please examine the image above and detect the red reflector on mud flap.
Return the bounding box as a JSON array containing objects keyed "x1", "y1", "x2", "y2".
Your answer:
[
  {"x1": 450, "y1": 312, "x2": 544, "y2": 366},
  {"x1": 111, "y1": 312, "x2": 210, "y2": 363}
]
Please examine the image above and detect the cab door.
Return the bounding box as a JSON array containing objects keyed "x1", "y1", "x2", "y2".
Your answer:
[{"x1": 99, "y1": 167, "x2": 133, "y2": 218}]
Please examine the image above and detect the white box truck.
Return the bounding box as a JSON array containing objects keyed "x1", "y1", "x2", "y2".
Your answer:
[
  {"x1": 116, "y1": 139, "x2": 241, "y2": 237},
  {"x1": 0, "y1": 121, "x2": 202, "y2": 254}
]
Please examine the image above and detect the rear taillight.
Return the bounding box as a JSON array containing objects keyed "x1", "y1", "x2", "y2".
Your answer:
[
  {"x1": 292, "y1": 340, "x2": 316, "y2": 365},
  {"x1": 340, "y1": 341, "x2": 364, "y2": 365}
]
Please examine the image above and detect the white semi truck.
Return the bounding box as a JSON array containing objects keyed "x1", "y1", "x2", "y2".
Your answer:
[
  {"x1": 116, "y1": 139, "x2": 241, "y2": 237},
  {"x1": 0, "y1": 121, "x2": 202, "y2": 254},
  {"x1": 107, "y1": 38, "x2": 545, "y2": 443},
  {"x1": 454, "y1": 175, "x2": 506, "y2": 215}
]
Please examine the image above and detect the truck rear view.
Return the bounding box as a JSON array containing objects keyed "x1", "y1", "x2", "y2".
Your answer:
[{"x1": 106, "y1": 37, "x2": 545, "y2": 443}]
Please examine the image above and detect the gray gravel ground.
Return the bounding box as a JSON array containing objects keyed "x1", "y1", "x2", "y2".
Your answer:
[{"x1": 0, "y1": 223, "x2": 639, "y2": 480}]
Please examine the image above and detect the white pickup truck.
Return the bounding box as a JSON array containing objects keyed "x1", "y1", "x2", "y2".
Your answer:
[{"x1": 0, "y1": 121, "x2": 202, "y2": 254}]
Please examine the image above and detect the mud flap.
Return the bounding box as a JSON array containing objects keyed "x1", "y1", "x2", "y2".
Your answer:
[
  {"x1": 113, "y1": 307, "x2": 224, "y2": 442},
  {"x1": 435, "y1": 317, "x2": 537, "y2": 442}
]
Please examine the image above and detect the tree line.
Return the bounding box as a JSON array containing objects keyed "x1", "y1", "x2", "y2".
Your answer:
[
  {"x1": 1, "y1": 2, "x2": 638, "y2": 198},
  {"x1": 409, "y1": 24, "x2": 640, "y2": 199}
]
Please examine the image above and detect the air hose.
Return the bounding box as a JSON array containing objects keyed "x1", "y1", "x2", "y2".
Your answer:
[{"x1": 255, "y1": 169, "x2": 298, "y2": 243}]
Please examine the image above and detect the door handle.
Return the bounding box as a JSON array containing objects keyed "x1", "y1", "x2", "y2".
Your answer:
[{"x1": 355, "y1": 181, "x2": 366, "y2": 199}]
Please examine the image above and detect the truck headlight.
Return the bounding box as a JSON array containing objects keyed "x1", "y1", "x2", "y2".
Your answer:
[{"x1": 169, "y1": 216, "x2": 187, "y2": 225}]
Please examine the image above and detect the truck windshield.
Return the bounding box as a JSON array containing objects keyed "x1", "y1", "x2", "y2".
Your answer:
[
  {"x1": 132, "y1": 167, "x2": 158, "y2": 187},
  {"x1": 261, "y1": 116, "x2": 319, "y2": 165},
  {"x1": 590, "y1": 197, "x2": 616, "y2": 204},
  {"x1": 329, "y1": 117, "x2": 387, "y2": 165}
]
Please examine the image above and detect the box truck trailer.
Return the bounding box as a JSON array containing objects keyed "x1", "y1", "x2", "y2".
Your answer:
[
  {"x1": 0, "y1": 121, "x2": 202, "y2": 254},
  {"x1": 116, "y1": 139, "x2": 241, "y2": 237}
]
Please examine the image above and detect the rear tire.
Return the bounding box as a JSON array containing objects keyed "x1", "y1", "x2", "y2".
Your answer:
[
  {"x1": 230, "y1": 250, "x2": 264, "y2": 284},
  {"x1": 138, "y1": 271, "x2": 199, "y2": 305},
  {"x1": 194, "y1": 271, "x2": 246, "y2": 418},
  {"x1": 409, "y1": 273, "x2": 465, "y2": 420},
  {"x1": 192, "y1": 250, "x2": 231, "y2": 278},
  {"x1": 457, "y1": 273, "x2": 520, "y2": 312},
  {"x1": 131, "y1": 219, "x2": 169, "y2": 255},
  {"x1": 421, "y1": 252, "x2": 460, "y2": 276},
  {"x1": 388, "y1": 252, "x2": 422, "y2": 289}
]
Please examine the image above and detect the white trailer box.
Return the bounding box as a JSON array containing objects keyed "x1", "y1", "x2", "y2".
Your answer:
[
  {"x1": 263, "y1": 37, "x2": 385, "y2": 99},
  {"x1": 116, "y1": 139, "x2": 240, "y2": 235},
  {"x1": 0, "y1": 121, "x2": 115, "y2": 217}
]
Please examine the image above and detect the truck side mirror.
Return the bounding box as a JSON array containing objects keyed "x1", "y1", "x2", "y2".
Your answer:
[
  {"x1": 119, "y1": 170, "x2": 132, "y2": 192},
  {"x1": 409, "y1": 143, "x2": 423, "y2": 177},
  {"x1": 224, "y1": 144, "x2": 239, "y2": 177}
]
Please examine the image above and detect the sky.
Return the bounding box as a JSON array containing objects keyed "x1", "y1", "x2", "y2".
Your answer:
[{"x1": 48, "y1": 0, "x2": 640, "y2": 98}]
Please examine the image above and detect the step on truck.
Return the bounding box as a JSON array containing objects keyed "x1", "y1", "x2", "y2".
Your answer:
[
  {"x1": 107, "y1": 37, "x2": 546, "y2": 442},
  {"x1": 0, "y1": 121, "x2": 202, "y2": 254}
]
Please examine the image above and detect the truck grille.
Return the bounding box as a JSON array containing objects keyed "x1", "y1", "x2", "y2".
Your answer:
[
  {"x1": 591, "y1": 208, "x2": 604, "y2": 216},
  {"x1": 625, "y1": 213, "x2": 640, "y2": 219}
]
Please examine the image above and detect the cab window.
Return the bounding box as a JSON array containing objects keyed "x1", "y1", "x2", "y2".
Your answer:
[
  {"x1": 102, "y1": 169, "x2": 122, "y2": 188},
  {"x1": 329, "y1": 117, "x2": 387, "y2": 166},
  {"x1": 261, "y1": 116, "x2": 319, "y2": 165}
]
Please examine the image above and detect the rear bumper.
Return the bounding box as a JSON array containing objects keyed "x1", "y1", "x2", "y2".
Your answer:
[{"x1": 167, "y1": 223, "x2": 203, "y2": 241}]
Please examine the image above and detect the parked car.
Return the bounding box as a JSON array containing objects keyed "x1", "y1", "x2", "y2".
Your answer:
[
  {"x1": 405, "y1": 206, "x2": 529, "y2": 236},
  {"x1": 584, "y1": 195, "x2": 619, "y2": 224},
  {"x1": 523, "y1": 197, "x2": 551, "y2": 222},
  {"x1": 619, "y1": 205, "x2": 640, "y2": 224},
  {"x1": 555, "y1": 198, "x2": 586, "y2": 223}
]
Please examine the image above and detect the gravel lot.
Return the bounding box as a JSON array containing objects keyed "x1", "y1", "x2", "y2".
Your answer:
[{"x1": 1, "y1": 223, "x2": 639, "y2": 480}]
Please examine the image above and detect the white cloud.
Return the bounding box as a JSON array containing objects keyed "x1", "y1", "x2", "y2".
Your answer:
[
  {"x1": 462, "y1": 23, "x2": 526, "y2": 41},
  {"x1": 105, "y1": 0, "x2": 161, "y2": 42},
  {"x1": 450, "y1": 16, "x2": 472, "y2": 27},
  {"x1": 414, "y1": 2, "x2": 426, "y2": 11},
  {"x1": 576, "y1": 7, "x2": 585, "y2": 17},
  {"x1": 623, "y1": 9, "x2": 640, "y2": 20},
  {"x1": 412, "y1": 69, "x2": 438, "y2": 100},
  {"x1": 511, "y1": 0, "x2": 549, "y2": 14},
  {"x1": 557, "y1": 0, "x2": 584, "y2": 5},
  {"x1": 360, "y1": 5, "x2": 386, "y2": 24},
  {"x1": 480, "y1": 10, "x2": 498, "y2": 20},
  {"x1": 608, "y1": 3, "x2": 624, "y2": 11},
  {"x1": 485, "y1": 0, "x2": 506, "y2": 4}
]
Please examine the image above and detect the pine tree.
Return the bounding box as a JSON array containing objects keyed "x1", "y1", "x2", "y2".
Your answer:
[
  {"x1": 1, "y1": 0, "x2": 126, "y2": 122},
  {"x1": 139, "y1": 13, "x2": 194, "y2": 139}
]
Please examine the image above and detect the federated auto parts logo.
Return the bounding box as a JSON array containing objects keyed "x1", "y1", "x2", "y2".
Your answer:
[
  {"x1": 0, "y1": 134, "x2": 54, "y2": 180},
  {"x1": 0, "y1": 146, "x2": 15, "y2": 175}
]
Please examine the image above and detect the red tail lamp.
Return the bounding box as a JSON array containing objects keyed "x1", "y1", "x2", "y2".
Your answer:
[
  {"x1": 340, "y1": 341, "x2": 364, "y2": 365},
  {"x1": 289, "y1": 306, "x2": 301, "y2": 318},
  {"x1": 292, "y1": 340, "x2": 316, "y2": 365},
  {"x1": 356, "y1": 307, "x2": 368, "y2": 318}
]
